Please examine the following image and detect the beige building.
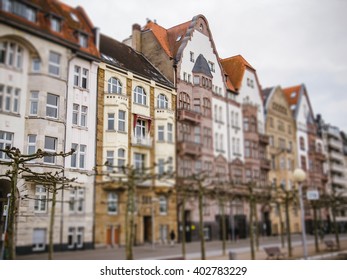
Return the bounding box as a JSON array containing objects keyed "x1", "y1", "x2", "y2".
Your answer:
[
  {"x1": 95, "y1": 34, "x2": 177, "y2": 247},
  {"x1": 263, "y1": 86, "x2": 301, "y2": 235}
]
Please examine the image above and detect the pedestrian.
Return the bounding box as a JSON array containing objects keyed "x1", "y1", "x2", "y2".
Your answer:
[{"x1": 170, "y1": 230, "x2": 176, "y2": 246}]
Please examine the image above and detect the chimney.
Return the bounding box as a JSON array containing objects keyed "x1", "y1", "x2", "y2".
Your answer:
[
  {"x1": 94, "y1": 27, "x2": 100, "y2": 51},
  {"x1": 132, "y1": 23, "x2": 141, "y2": 52}
]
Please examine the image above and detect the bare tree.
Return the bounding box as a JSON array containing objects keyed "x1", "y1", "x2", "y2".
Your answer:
[
  {"x1": 22, "y1": 169, "x2": 78, "y2": 260},
  {"x1": 0, "y1": 146, "x2": 73, "y2": 260}
]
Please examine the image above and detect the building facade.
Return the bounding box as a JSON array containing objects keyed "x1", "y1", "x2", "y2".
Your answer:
[
  {"x1": 0, "y1": 0, "x2": 99, "y2": 254},
  {"x1": 95, "y1": 34, "x2": 177, "y2": 247},
  {"x1": 263, "y1": 86, "x2": 301, "y2": 235}
]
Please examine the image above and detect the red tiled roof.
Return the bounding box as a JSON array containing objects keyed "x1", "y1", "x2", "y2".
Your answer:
[
  {"x1": 0, "y1": 0, "x2": 99, "y2": 59},
  {"x1": 220, "y1": 55, "x2": 255, "y2": 91},
  {"x1": 282, "y1": 85, "x2": 302, "y2": 107}
]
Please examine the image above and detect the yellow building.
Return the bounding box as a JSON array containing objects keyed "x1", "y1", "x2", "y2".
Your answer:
[
  {"x1": 95, "y1": 34, "x2": 177, "y2": 247},
  {"x1": 263, "y1": 86, "x2": 301, "y2": 235}
]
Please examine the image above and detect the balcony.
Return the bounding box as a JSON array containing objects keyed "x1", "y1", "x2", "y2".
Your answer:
[
  {"x1": 328, "y1": 138, "x2": 342, "y2": 150},
  {"x1": 332, "y1": 175, "x2": 347, "y2": 187},
  {"x1": 330, "y1": 163, "x2": 345, "y2": 174},
  {"x1": 177, "y1": 141, "x2": 202, "y2": 157},
  {"x1": 308, "y1": 149, "x2": 326, "y2": 161},
  {"x1": 330, "y1": 151, "x2": 344, "y2": 162},
  {"x1": 326, "y1": 126, "x2": 340, "y2": 138},
  {"x1": 177, "y1": 109, "x2": 201, "y2": 124},
  {"x1": 259, "y1": 133, "x2": 269, "y2": 145},
  {"x1": 104, "y1": 91, "x2": 128, "y2": 104},
  {"x1": 260, "y1": 158, "x2": 271, "y2": 170},
  {"x1": 132, "y1": 136, "x2": 152, "y2": 147}
]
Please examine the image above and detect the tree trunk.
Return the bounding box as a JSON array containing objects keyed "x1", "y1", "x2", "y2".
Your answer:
[
  {"x1": 48, "y1": 186, "x2": 57, "y2": 260},
  {"x1": 331, "y1": 200, "x2": 340, "y2": 250},
  {"x1": 181, "y1": 192, "x2": 186, "y2": 259},
  {"x1": 285, "y1": 193, "x2": 292, "y2": 257},
  {"x1": 220, "y1": 196, "x2": 226, "y2": 256},
  {"x1": 277, "y1": 202, "x2": 285, "y2": 248},
  {"x1": 126, "y1": 181, "x2": 135, "y2": 260},
  {"x1": 249, "y1": 196, "x2": 255, "y2": 260},
  {"x1": 313, "y1": 203, "x2": 319, "y2": 253},
  {"x1": 7, "y1": 160, "x2": 18, "y2": 260},
  {"x1": 254, "y1": 200, "x2": 259, "y2": 251},
  {"x1": 198, "y1": 182, "x2": 205, "y2": 260}
]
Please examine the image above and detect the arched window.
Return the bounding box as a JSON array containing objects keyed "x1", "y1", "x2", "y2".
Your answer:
[
  {"x1": 133, "y1": 86, "x2": 146, "y2": 105},
  {"x1": 300, "y1": 136, "x2": 305, "y2": 151},
  {"x1": 179, "y1": 92, "x2": 190, "y2": 110},
  {"x1": 107, "y1": 77, "x2": 122, "y2": 94},
  {"x1": 157, "y1": 94, "x2": 168, "y2": 109},
  {"x1": 0, "y1": 41, "x2": 23, "y2": 69}
]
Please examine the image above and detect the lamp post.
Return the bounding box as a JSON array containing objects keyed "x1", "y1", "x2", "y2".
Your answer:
[
  {"x1": 293, "y1": 168, "x2": 307, "y2": 259},
  {"x1": 281, "y1": 183, "x2": 292, "y2": 257}
]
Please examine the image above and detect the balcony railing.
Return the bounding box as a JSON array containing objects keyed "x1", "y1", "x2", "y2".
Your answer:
[
  {"x1": 330, "y1": 151, "x2": 344, "y2": 162},
  {"x1": 104, "y1": 91, "x2": 128, "y2": 103},
  {"x1": 328, "y1": 138, "x2": 342, "y2": 150},
  {"x1": 332, "y1": 175, "x2": 347, "y2": 187},
  {"x1": 308, "y1": 149, "x2": 326, "y2": 161},
  {"x1": 330, "y1": 163, "x2": 346, "y2": 174},
  {"x1": 177, "y1": 109, "x2": 201, "y2": 124},
  {"x1": 327, "y1": 126, "x2": 340, "y2": 138},
  {"x1": 177, "y1": 141, "x2": 202, "y2": 157},
  {"x1": 132, "y1": 136, "x2": 152, "y2": 147},
  {"x1": 259, "y1": 133, "x2": 269, "y2": 145},
  {"x1": 260, "y1": 158, "x2": 271, "y2": 170}
]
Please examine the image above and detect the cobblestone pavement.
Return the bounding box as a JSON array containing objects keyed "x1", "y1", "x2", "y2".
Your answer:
[{"x1": 16, "y1": 233, "x2": 347, "y2": 260}]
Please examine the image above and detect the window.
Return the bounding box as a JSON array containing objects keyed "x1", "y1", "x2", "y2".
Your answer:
[
  {"x1": 202, "y1": 98, "x2": 211, "y2": 117},
  {"x1": 300, "y1": 136, "x2": 305, "y2": 151},
  {"x1": 301, "y1": 155, "x2": 307, "y2": 171},
  {"x1": 27, "y1": 134, "x2": 36, "y2": 155},
  {"x1": 43, "y1": 136, "x2": 57, "y2": 164},
  {"x1": 46, "y1": 93, "x2": 59, "y2": 118},
  {"x1": 158, "y1": 159, "x2": 165, "y2": 176},
  {"x1": 32, "y1": 58, "x2": 41, "y2": 72},
  {"x1": 135, "y1": 119, "x2": 146, "y2": 138},
  {"x1": 69, "y1": 188, "x2": 84, "y2": 213},
  {"x1": 50, "y1": 16, "x2": 61, "y2": 32},
  {"x1": 208, "y1": 61, "x2": 215, "y2": 72},
  {"x1": 157, "y1": 94, "x2": 168, "y2": 109},
  {"x1": 0, "y1": 41, "x2": 23, "y2": 69},
  {"x1": 133, "y1": 86, "x2": 147, "y2": 105},
  {"x1": 243, "y1": 117, "x2": 249, "y2": 131},
  {"x1": 71, "y1": 143, "x2": 78, "y2": 168},
  {"x1": 193, "y1": 98, "x2": 200, "y2": 113},
  {"x1": 269, "y1": 117, "x2": 274, "y2": 128},
  {"x1": 34, "y1": 185, "x2": 47, "y2": 212},
  {"x1": 167, "y1": 123, "x2": 173, "y2": 143},
  {"x1": 107, "y1": 192, "x2": 118, "y2": 214},
  {"x1": 0, "y1": 85, "x2": 20, "y2": 113},
  {"x1": 158, "y1": 125, "x2": 165, "y2": 141},
  {"x1": 179, "y1": 92, "x2": 190, "y2": 110},
  {"x1": 48, "y1": 51, "x2": 60, "y2": 76},
  {"x1": 72, "y1": 104, "x2": 79, "y2": 125},
  {"x1": 0, "y1": 131, "x2": 13, "y2": 160},
  {"x1": 117, "y1": 148, "x2": 126, "y2": 172},
  {"x1": 190, "y1": 51, "x2": 194, "y2": 62},
  {"x1": 106, "y1": 151, "x2": 114, "y2": 171},
  {"x1": 245, "y1": 140, "x2": 250, "y2": 158},
  {"x1": 194, "y1": 126, "x2": 200, "y2": 144},
  {"x1": 118, "y1": 110, "x2": 126, "y2": 132},
  {"x1": 159, "y1": 196, "x2": 167, "y2": 214},
  {"x1": 193, "y1": 76, "x2": 200, "y2": 85},
  {"x1": 81, "y1": 106, "x2": 87, "y2": 127},
  {"x1": 32, "y1": 228, "x2": 46, "y2": 252},
  {"x1": 79, "y1": 33, "x2": 88, "y2": 48},
  {"x1": 107, "y1": 113, "x2": 115, "y2": 130},
  {"x1": 79, "y1": 145, "x2": 86, "y2": 169},
  {"x1": 29, "y1": 91, "x2": 39, "y2": 115},
  {"x1": 134, "y1": 153, "x2": 145, "y2": 171},
  {"x1": 107, "y1": 77, "x2": 122, "y2": 94},
  {"x1": 74, "y1": 66, "x2": 88, "y2": 89},
  {"x1": 5, "y1": 0, "x2": 37, "y2": 22},
  {"x1": 68, "y1": 227, "x2": 84, "y2": 249}
]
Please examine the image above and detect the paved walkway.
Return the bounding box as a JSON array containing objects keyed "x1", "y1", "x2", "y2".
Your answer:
[{"x1": 16, "y1": 233, "x2": 347, "y2": 260}]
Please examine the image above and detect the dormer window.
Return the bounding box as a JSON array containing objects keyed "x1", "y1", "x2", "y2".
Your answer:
[
  {"x1": 50, "y1": 16, "x2": 61, "y2": 33},
  {"x1": 190, "y1": 51, "x2": 195, "y2": 62},
  {"x1": 78, "y1": 33, "x2": 88, "y2": 48},
  {"x1": 3, "y1": 0, "x2": 37, "y2": 22},
  {"x1": 70, "y1": 12, "x2": 79, "y2": 22},
  {"x1": 199, "y1": 23, "x2": 203, "y2": 31},
  {"x1": 208, "y1": 61, "x2": 215, "y2": 73}
]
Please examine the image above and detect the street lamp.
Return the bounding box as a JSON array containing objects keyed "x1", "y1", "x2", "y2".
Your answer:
[
  {"x1": 280, "y1": 182, "x2": 292, "y2": 257},
  {"x1": 293, "y1": 168, "x2": 307, "y2": 259}
]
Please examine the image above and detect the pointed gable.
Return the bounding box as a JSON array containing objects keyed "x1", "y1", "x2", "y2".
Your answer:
[{"x1": 192, "y1": 54, "x2": 213, "y2": 77}]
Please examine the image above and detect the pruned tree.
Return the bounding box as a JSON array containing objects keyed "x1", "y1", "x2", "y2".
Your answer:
[
  {"x1": 22, "y1": 169, "x2": 78, "y2": 260},
  {"x1": 0, "y1": 146, "x2": 74, "y2": 260}
]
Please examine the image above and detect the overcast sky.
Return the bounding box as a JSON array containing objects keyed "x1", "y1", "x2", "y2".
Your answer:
[{"x1": 67, "y1": 0, "x2": 347, "y2": 132}]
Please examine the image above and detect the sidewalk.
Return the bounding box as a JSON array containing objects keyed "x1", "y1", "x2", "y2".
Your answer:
[{"x1": 15, "y1": 234, "x2": 347, "y2": 260}]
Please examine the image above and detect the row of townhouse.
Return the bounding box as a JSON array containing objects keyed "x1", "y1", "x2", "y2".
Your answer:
[{"x1": 0, "y1": 0, "x2": 346, "y2": 254}]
